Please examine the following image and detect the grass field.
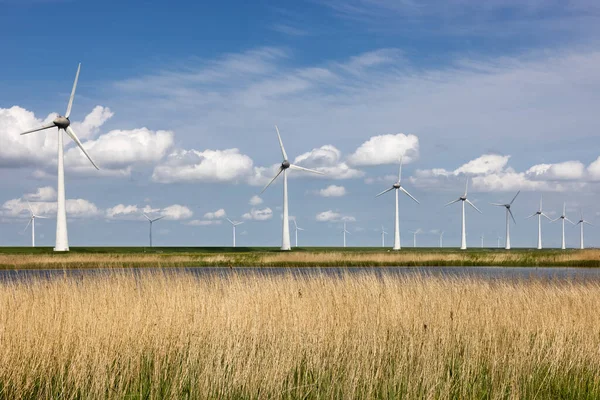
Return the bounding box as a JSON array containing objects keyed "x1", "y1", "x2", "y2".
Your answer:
[
  {"x1": 0, "y1": 246, "x2": 599, "y2": 269},
  {"x1": 0, "y1": 270, "x2": 599, "y2": 398}
]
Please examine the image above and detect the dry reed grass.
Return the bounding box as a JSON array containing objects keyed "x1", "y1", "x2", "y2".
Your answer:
[{"x1": 0, "y1": 271, "x2": 599, "y2": 398}]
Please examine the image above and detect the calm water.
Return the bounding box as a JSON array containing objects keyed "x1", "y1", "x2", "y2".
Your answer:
[{"x1": 2, "y1": 266, "x2": 600, "y2": 283}]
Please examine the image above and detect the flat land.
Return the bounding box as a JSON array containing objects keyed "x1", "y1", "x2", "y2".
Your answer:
[{"x1": 0, "y1": 247, "x2": 599, "y2": 269}]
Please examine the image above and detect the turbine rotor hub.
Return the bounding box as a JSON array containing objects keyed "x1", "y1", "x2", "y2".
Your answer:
[
  {"x1": 460, "y1": 196, "x2": 467, "y2": 201},
  {"x1": 53, "y1": 116, "x2": 70, "y2": 130},
  {"x1": 281, "y1": 160, "x2": 290, "y2": 169},
  {"x1": 393, "y1": 183, "x2": 400, "y2": 189}
]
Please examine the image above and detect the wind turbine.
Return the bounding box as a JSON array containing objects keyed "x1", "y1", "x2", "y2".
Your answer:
[
  {"x1": 17, "y1": 64, "x2": 99, "y2": 252},
  {"x1": 525, "y1": 195, "x2": 551, "y2": 250},
  {"x1": 376, "y1": 155, "x2": 419, "y2": 250},
  {"x1": 226, "y1": 218, "x2": 244, "y2": 247},
  {"x1": 261, "y1": 126, "x2": 323, "y2": 251},
  {"x1": 491, "y1": 191, "x2": 520, "y2": 250},
  {"x1": 23, "y1": 201, "x2": 49, "y2": 247},
  {"x1": 380, "y1": 225, "x2": 388, "y2": 248},
  {"x1": 342, "y1": 222, "x2": 351, "y2": 248},
  {"x1": 480, "y1": 234, "x2": 484, "y2": 248},
  {"x1": 439, "y1": 231, "x2": 444, "y2": 248},
  {"x1": 445, "y1": 180, "x2": 482, "y2": 250},
  {"x1": 551, "y1": 203, "x2": 574, "y2": 250},
  {"x1": 575, "y1": 211, "x2": 592, "y2": 250},
  {"x1": 293, "y1": 219, "x2": 305, "y2": 248},
  {"x1": 408, "y1": 229, "x2": 421, "y2": 248},
  {"x1": 497, "y1": 236, "x2": 502, "y2": 249},
  {"x1": 143, "y1": 214, "x2": 165, "y2": 248}
]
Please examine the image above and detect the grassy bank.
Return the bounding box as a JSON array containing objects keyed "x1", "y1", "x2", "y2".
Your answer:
[
  {"x1": 0, "y1": 247, "x2": 599, "y2": 269},
  {"x1": 0, "y1": 271, "x2": 599, "y2": 398}
]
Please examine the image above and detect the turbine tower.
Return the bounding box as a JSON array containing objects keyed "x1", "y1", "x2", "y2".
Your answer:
[
  {"x1": 23, "y1": 201, "x2": 49, "y2": 247},
  {"x1": 575, "y1": 211, "x2": 592, "y2": 250},
  {"x1": 551, "y1": 203, "x2": 574, "y2": 250},
  {"x1": 261, "y1": 126, "x2": 323, "y2": 251},
  {"x1": 439, "y1": 231, "x2": 444, "y2": 248},
  {"x1": 17, "y1": 64, "x2": 99, "y2": 252},
  {"x1": 381, "y1": 225, "x2": 388, "y2": 248},
  {"x1": 525, "y1": 196, "x2": 551, "y2": 250},
  {"x1": 226, "y1": 218, "x2": 244, "y2": 247},
  {"x1": 491, "y1": 191, "x2": 520, "y2": 250},
  {"x1": 143, "y1": 214, "x2": 165, "y2": 248},
  {"x1": 497, "y1": 236, "x2": 502, "y2": 249},
  {"x1": 445, "y1": 180, "x2": 482, "y2": 250},
  {"x1": 408, "y1": 229, "x2": 421, "y2": 248},
  {"x1": 342, "y1": 222, "x2": 351, "y2": 248},
  {"x1": 480, "y1": 234, "x2": 485, "y2": 248},
  {"x1": 293, "y1": 219, "x2": 305, "y2": 248},
  {"x1": 376, "y1": 155, "x2": 419, "y2": 250}
]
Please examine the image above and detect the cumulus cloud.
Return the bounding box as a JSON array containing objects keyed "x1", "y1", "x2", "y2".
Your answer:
[
  {"x1": 242, "y1": 207, "x2": 273, "y2": 221},
  {"x1": 315, "y1": 210, "x2": 356, "y2": 222},
  {"x1": 186, "y1": 219, "x2": 223, "y2": 226},
  {"x1": 105, "y1": 204, "x2": 192, "y2": 221},
  {"x1": 1, "y1": 197, "x2": 101, "y2": 219},
  {"x1": 347, "y1": 133, "x2": 419, "y2": 166},
  {"x1": 152, "y1": 148, "x2": 253, "y2": 183},
  {"x1": 161, "y1": 204, "x2": 193, "y2": 221},
  {"x1": 293, "y1": 145, "x2": 364, "y2": 179},
  {"x1": 249, "y1": 195, "x2": 263, "y2": 205},
  {"x1": 526, "y1": 161, "x2": 586, "y2": 181},
  {"x1": 204, "y1": 208, "x2": 226, "y2": 219},
  {"x1": 24, "y1": 186, "x2": 57, "y2": 201},
  {"x1": 71, "y1": 106, "x2": 114, "y2": 139},
  {"x1": 317, "y1": 185, "x2": 347, "y2": 197}
]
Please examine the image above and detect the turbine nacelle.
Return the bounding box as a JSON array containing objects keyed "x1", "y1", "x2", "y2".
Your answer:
[
  {"x1": 393, "y1": 182, "x2": 401, "y2": 189},
  {"x1": 281, "y1": 160, "x2": 290, "y2": 169},
  {"x1": 53, "y1": 116, "x2": 70, "y2": 129}
]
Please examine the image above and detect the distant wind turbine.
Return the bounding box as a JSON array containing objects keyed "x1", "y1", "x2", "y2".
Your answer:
[
  {"x1": 17, "y1": 64, "x2": 99, "y2": 252},
  {"x1": 261, "y1": 126, "x2": 323, "y2": 251},
  {"x1": 293, "y1": 219, "x2": 305, "y2": 248},
  {"x1": 491, "y1": 191, "x2": 520, "y2": 250},
  {"x1": 342, "y1": 222, "x2": 351, "y2": 248},
  {"x1": 497, "y1": 236, "x2": 502, "y2": 249},
  {"x1": 575, "y1": 211, "x2": 592, "y2": 250},
  {"x1": 376, "y1": 154, "x2": 419, "y2": 250},
  {"x1": 408, "y1": 229, "x2": 422, "y2": 248},
  {"x1": 480, "y1": 234, "x2": 484, "y2": 248},
  {"x1": 439, "y1": 231, "x2": 444, "y2": 248},
  {"x1": 226, "y1": 218, "x2": 244, "y2": 247},
  {"x1": 525, "y1": 195, "x2": 551, "y2": 250},
  {"x1": 445, "y1": 179, "x2": 482, "y2": 250},
  {"x1": 551, "y1": 203, "x2": 574, "y2": 250},
  {"x1": 143, "y1": 214, "x2": 165, "y2": 248},
  {"x1": 23, "y1": 201, "x2": 49, "y2": 247},
  {"x1": 381, "y1": 225, "x2": 388, "y2": 248}
]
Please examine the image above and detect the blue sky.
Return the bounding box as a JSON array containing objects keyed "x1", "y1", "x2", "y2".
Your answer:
[{"x1": 1, "y1": 0, "x2": 600, "y2": 248}]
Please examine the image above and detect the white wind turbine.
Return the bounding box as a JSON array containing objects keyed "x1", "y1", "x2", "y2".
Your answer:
[
  {"x1": 376, "y1": 155, "x2": 419, "y2": 250},
  {"x1": 17, "y1": 64, "x2": 99, "y2": 252},
  {"x1": 342, "y1": 222, "x2": 351, "y2": 248},
  {"x1": 575, "y1": 211, "x2": 592, "y2": 250},
  {"x1": 439, "y1": 231, "x2": 444, "y2": 248},
  {"x1": 261, "y1": 126, "x2": 323, "y2": 251},
  {"x1": 480, "y1": 234, "x2": 484, "y2": 248},
  {"x1": 143, "y1": 214, "x2": 165, "y2": 248},
  {"x1": 23, "y1": 201, "x2": 50, "y2": 247},
  {"x1": 226, "y1": 218, "x2": 244, "y2": 247},
  {"x1": 525, "y1": 196, "x2": 551, "y2": 250},
  {"x1": 408, "y1": 229, "x2": 422, "y2": 248},
  {"x1": 293, "y1": 219, "x2": 304, "y2": 248},
  {"x1": 551, "y1": 203, "x2": 574, "y2": 250},
  {"x1": 497, "y1": 236, "x2": 502, "y2": 249},
  {"x1": 491, "y1": 191, "x2": 520, "y2": 250},
  {"x1": 380, "y1": 225, "x2": 388, "y2": 248},
  {"x1": 445, "y1": 180, "x2": 482, "y2": 250}
]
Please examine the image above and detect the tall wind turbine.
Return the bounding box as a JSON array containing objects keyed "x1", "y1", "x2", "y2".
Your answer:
[
  {"x1": 408, "y1": 229, "x2": 421, "y2": 248},
  {"x1": 226, "y1": 218, "x2": 244, "y2": 247},
  {"x1": 439, "y1": 231, "x2": 444, "y2": 248},
  {"x1": 445, "y1": 180, "x2": 482, "y2": 250},
  {"x1": 551, "y1": 203, "x2": 574, "y2": 250},
  {"x1": 376, "y1": 155, "x2": 419, "y2": 250},
  {"x1": 525, "y1": 196, "x2": 551, "y2": 249},
  {"x1": 293, "y1": 219, "x2": 304, "y2": 248},
  {"x1": 381, "y1": 225, "x2": 388, "y2": 248},
  {"x1": 575, "y1": 211, "x2": 592, "y2": 250},
  {"x1": 23, "y1": 201, "x2": 49, "y2": 247},
  {"x1": 491, "y1": 191, "x2": 520, "y2": 250},
  {"x1": 17, "y1": 64, "x2": 99, "y2": 252},
  {"x1": 342, "y1": 223, "x2": 351, "y2": 248},
  {"x1": 143, "y1": 214, "x2": 165, "y2": 248},
  {"x1": 261, "y1": 126, "x2": 323, "y2": 251},
  {"x1": 480, "y1": 234, "x2": 484, "y2": 248}
]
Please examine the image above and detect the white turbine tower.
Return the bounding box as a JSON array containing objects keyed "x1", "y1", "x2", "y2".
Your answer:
[
  {"x1": 445, "y1": 180, "x2": 482, "y2": 250},
  {"x1": 575, "y1": 211, "x2": 592, "y2": 250},
  {"x1": 381, "y1": 225, "x2": 388, "y2": 248},
  {"x1": 551, "y1": 203, "x2": 574, "y2": 250},
  {"x1": 143, "y1": 214, "x2": 165, "y2": 248},
  {"x1": 439, "y1": 231, "x2": 444, "y2": 248},
  {"x1": 491, "y1": 191, "x2": 520, "y2": 250},
  {"x1": 376, "y1": 155, "x2": 419, "y2": 250},
  {"x1": 226, "y1": 218, "x2": 244, "y2": 247},
  {"x1": 342, "y1": 222, "x2": 351, "y2": 248},
  {"x1": 23, "y1": 201, "x2": 49, "y2": 247},
  {"x1": 293, "y1": 219, "x2": 305, "y2": 248},
  {"x1": 497, "y1": 236, "x2": 502, "y2": 249},
  {"x1": 408, "y1": 229, "x2": 421, "y2": 248},
  {"x1": 261, "y1": 126, "x2": 323, "y2": 251},
  {"x1": 525, "y1": 196, "x2": 551, "y2": 250},
  {"x1": 17, "y1": 64, "x2": 99, "y2": 252}
]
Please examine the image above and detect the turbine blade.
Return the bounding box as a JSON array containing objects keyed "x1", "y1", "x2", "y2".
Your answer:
[
  {"x1": 293, "y1": 219, "x2": 298, "y2": 228},
  {"x1": 400, "y1": 187, "x2": 419, "y2": 204},
  {"x1": 65, "y1": 63, "x2": 81, "y2": 118},
  {"x1": 510, "y1": 190, "x2": 520, "y2": 205},
  {"x1": 35, "y1": 215, "x2": 50, "y2": 219},
  {"x1": 261, "y1": 167, "x2": 283, "y2": 194},
  {"x1": 490, "y1": 203, "x2": 505, "y2": 206},
  {"x1": 23, "y1": 218, "x2": 32, "y2": 233},
  {"x1": 226, "y1": 218, "x2": 234, "y2": 225},
  {"x1": 540, "y1": 195, "x2": 543, "y2": 212},
  {"x1": 289, "y1": 164, "x2": 324, "y2": 175},
  {"x1": 525, "y1": 213, "x2": 537, "y2": 219},
  {"x1": 376, "y1": 187, "x2": 394, "y2": 198},
  {"x1": 274, "y1": 125, "x2": 288, "y2": 161},
  {"x1": 508, "y1": 208, "x2": 516, "y2": 224},
  {"x1": 550, "y1": 218, "x2": 559, "y2": 223},
  {"x1": 235, "y1": 221, "x2": 244, "y2": 226},
  {"x1": 143, "y1": 213, "x2": 151, "y2": 222},
  {"x1": 464, "y1": 179, "x2": 469, "y2": 197},
  {"x1": 565, "y1": 217, "x2": 575, "y2": 225},
  {"x1": 19, "y1": 122, "x2": 56, "y2": 136},
  {"x1": 152, "y1": 216, "x2": 166, "y2": 223},
  {"x1": 584, "y1": 221, "x2": 593, "y2": 226},
  {"x1": 444, "y1": 198, "x2": 461, "y2": 207},
  {"x1": 398, "y1": 154, "x2": 403, "y2": 183},
  {"x1": 466, "y1": 199, "x2": 482, "y2": 214},
  {"x1": 26, "y1": 200, "x2": 33, "y2": 213},
  {"x1": 65, "y1": 126, "x2": 99, "y2": 170},
  {"x1": 541, "y1": 213, "x2": 552, "y2": 221}
]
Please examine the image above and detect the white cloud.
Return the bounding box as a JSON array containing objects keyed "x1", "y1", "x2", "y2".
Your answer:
[
  {"x1": 317, "y1": 185, "x2": 347, "y2": 197},
  {"x1": 526, "y1": 161, "x2": 586, "y2": 181},
  {"x1": 347, "y1": 133, "x2": 419, "y2": 166},
  {"x1": 105, "y1": 204, "x2": 142, "y2": 220},
  {"x1": 161, "y1": 204, "x2": 193, "y2": 221},
  {"x1": 1, "y1": 197, "x2": 101, "y2": 219},
  {"x1": 71, "y1": 106, "x2": 114, "y2": 139},
  {"x1": 152, "y1": 148, "x2": 253, "y2": 184},
  {"x1": 186, "y1": 219, "x2": 223, "y2": 226},
  {"x1": 455, "y1": 154, "x2": 510, "y2": 175},
  {"x1": 24, "y1": 186, "x2": 57, "y2": 201},
  {"x1": 293, "y1": 145, "x2": 364, "y2": 179},
  {"x1": 249, "y1": 195, "x2": 263, "y2": 205},
  {"x1": 204, "y1": 208, "x2": 226, "y2": 219},
  {"x1": 242, "y1": 207, "x2": 273, "y2": 221},
  {"x1": 315, "y1": 210, "x2": 355, "y2": 222},
  {"x1": 106, "y1": 204, "x2": 192, "y2": 221}
]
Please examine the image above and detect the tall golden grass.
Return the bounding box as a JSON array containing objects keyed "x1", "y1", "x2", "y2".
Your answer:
[{"x1": 0, "y1": 271, "x2": 599, "y2": 398}]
